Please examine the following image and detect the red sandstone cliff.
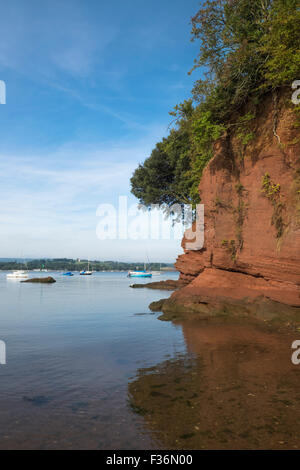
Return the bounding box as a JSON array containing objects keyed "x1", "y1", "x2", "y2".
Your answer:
[{"x1": 170, "y1": 91, "x2": 300, "y2": 315}]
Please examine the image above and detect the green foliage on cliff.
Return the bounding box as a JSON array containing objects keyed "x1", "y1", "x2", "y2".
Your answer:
[
  {"x1": 261, "y1": 173, "x2": 285, "y2": 238},
  {"x1": 131, "y1": 0, "x2": 300, "y2": 208},
  {"x1": 259, "y1": 0, "x2": 300, "y2": 89}
]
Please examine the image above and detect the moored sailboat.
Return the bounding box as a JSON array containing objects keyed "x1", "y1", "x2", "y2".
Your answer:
[
  {"x1": 128, "y1": 263, "x2": 152, "y2": 278},
  {"x1": 80, "y1": 260, "x2": 93, "y2": 275}
]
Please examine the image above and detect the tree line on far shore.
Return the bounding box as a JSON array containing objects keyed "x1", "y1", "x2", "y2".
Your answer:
[{"x1": 0, "y1": 259, "x2": 174, "y2": 272}]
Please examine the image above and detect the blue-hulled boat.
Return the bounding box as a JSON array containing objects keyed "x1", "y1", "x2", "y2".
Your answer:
[{"x1": 127, "y1": 270, "x2": 152, "y2": 278}]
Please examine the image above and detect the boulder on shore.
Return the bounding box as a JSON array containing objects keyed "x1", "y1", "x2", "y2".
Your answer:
[{"x1": 21, "y1": 277, "x2": 56, "y2": 284}]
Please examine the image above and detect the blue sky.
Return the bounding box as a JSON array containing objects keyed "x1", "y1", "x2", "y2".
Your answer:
[{"x1": 0, "y1": 0, "x2": 201, "y2": 262}]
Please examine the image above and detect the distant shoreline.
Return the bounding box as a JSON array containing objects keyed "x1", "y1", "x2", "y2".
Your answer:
[{"x1": 0, "y1": 259, "x2": 176, "y2": 272}]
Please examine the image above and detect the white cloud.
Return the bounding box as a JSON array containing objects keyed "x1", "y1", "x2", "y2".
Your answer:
[{"x1": 0, "y1": 127, "x2": 182, "y2": 261}]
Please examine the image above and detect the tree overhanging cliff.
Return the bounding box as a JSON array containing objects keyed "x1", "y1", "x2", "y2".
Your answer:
[
  {"x1": 131, "y1": 0, "x2": 300, "y2": 208},
  {"x1": 131, "y1": 0, "x2": 300, "y2": 319}
]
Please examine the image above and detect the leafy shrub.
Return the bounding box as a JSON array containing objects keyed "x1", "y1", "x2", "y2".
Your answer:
[{"x1": 131, "y1": 0, "x2": 300, "y2": 210}]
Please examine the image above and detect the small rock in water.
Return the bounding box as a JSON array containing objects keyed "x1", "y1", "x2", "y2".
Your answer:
[
  {"x1": 22, "y1": 395, "x2": 51, "y2": 406},
  {"x1": 21, "y1": 276, "x2": 56, "y2": 284}
]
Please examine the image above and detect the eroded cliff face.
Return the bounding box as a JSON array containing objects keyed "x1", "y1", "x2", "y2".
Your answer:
[{"x1": 169, "y1": 92, "x2": 300, "y2": 317}]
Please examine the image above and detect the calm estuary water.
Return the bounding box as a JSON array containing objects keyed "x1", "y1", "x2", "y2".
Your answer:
[
  {"x1": 0, "y1": 271, "x2": 184, "y2": 449},
  {"x1": 1, "y1": 271, "x2": 300, "y2": 450}
]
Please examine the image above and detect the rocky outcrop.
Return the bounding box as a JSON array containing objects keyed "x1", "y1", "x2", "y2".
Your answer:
[
  {"x1": 22, "y1": 277, "x2": 56, "y2": 283},
  {"x1": 163, "y1": 91, "x2": 300, "y2": 319},
  {"x1": 130, "y1": 279, "x2": 185, "y2": 290}
]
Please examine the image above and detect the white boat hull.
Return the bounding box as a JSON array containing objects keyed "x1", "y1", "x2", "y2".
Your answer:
[
  {"x1": 128, "y1": 271, "x2": 152, "y2": 278},
  {"x1": 7, "y1": 271, "x2": 28, "y2": 279}
]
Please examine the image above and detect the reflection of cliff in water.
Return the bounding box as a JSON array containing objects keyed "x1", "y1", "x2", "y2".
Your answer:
[{"x1": 128, "y1": 320, "x2": 300, "y2": 449}]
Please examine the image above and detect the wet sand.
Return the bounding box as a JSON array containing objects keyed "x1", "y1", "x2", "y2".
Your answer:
[{"x1": 129, "y1": 319, "x2": 300, "y2": 449}]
